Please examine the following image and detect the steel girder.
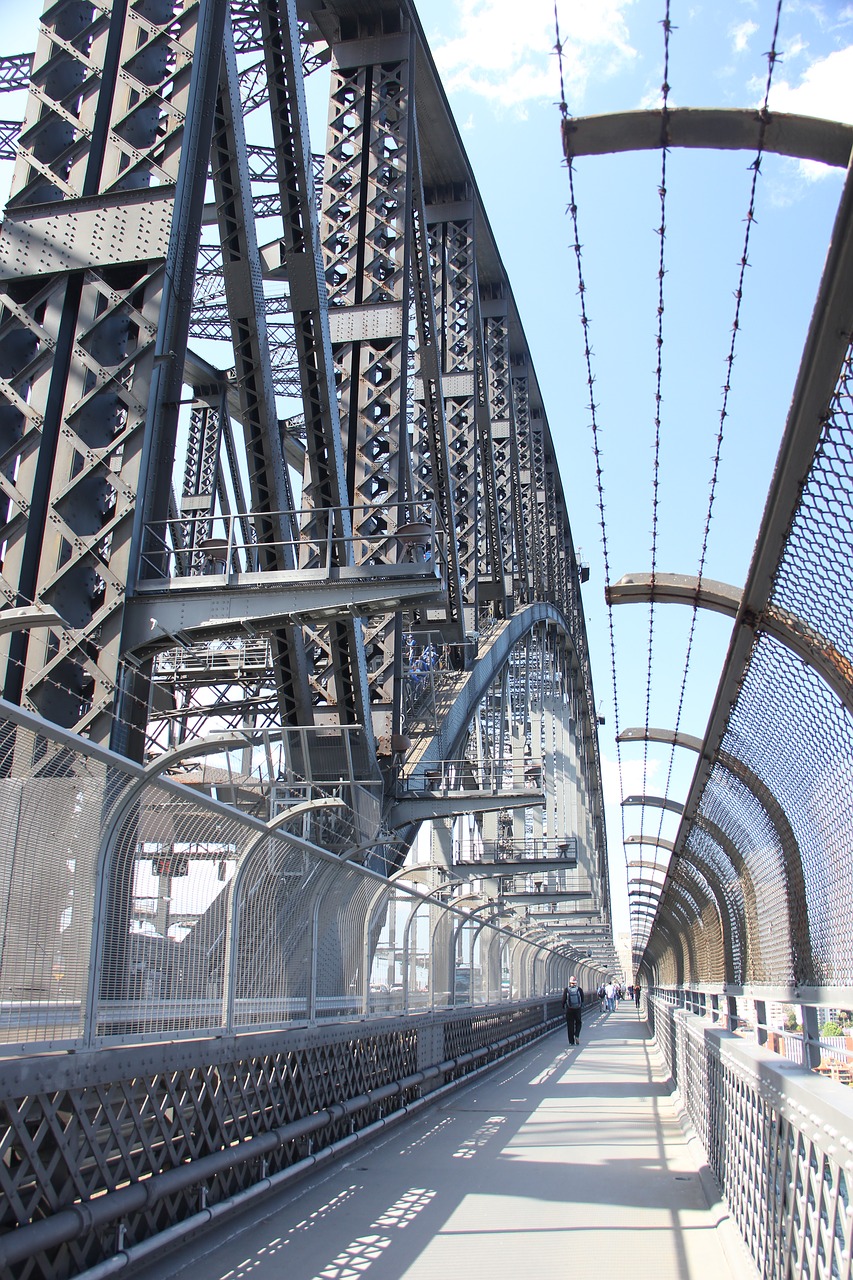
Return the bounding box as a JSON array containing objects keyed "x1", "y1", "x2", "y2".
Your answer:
[
  {"x1": 0, "y1": 0, "x2": 607, "y2": 962},
  {"x1": 0, "y1": 0, "x2": 230, "y2": 751}
]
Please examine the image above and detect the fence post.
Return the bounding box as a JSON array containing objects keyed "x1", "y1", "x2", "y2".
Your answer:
[{"x1": 801, "y1": 1003, "x2": 822, "y2": 1069}]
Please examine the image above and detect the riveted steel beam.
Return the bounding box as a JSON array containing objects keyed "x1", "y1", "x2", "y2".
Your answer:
[
  {"x1": 562, "y1": 108, "x2": 853, "y2": 167},
  {"x1": 607, "y1": 573, "x2": 853, "y2": 714}
]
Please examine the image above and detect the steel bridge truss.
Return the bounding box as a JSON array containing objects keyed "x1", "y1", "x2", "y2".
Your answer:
[{"x1": 0, "y1": 3, "x2": 611, "y2": 966}]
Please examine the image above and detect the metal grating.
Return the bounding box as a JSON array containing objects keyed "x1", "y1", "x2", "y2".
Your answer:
[{"x1": 649, "y1": 996, "x2": 853, "y2": 1280}]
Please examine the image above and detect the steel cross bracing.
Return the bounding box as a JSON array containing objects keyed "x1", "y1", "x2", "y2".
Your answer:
[{"x1": 0, "y1": 0, "x2": 608, "y2": 947}]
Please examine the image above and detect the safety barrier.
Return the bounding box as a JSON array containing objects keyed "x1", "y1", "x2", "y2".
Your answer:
[
  {"x1": 649, "y1": 995, "x2": 853, "y2": 1280},
  {"x1": 0, "y1": 698, "x2": 590, "y2": 1054},
  {"x1": 0, "y1": 1000, "x2": 564, "y2": 1280}
]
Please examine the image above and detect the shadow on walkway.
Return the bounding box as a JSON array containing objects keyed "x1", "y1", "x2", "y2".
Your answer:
[{"x1": 144, "y1": 1006, "x2": 754, "y2": 1280}]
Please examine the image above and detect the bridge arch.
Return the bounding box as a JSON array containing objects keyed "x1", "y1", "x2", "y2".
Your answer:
[{"x1": 617, "y1": 726, "x2": 812, "y2": 984}]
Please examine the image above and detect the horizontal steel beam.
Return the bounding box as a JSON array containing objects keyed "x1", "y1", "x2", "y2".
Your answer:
[
  {"x1": 124, "y1": 565, "x2": 447, "y2": 653},
  {"x1": 562, "y1": 108, "x2": 853, "y2": 167},
  {"x1": 451, "y1": 857, "x2": 580, "y2": 875},
  {"x1": 387, "y1": 790, "x2": 543, "y2": 826},
  {"x1": 0, "y1": 605, "x2": 67, "y2": 636}
]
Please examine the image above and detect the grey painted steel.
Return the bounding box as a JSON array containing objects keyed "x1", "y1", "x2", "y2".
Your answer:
[
  {"x1": 0, "y1": 605, "x2": 67, "y2": 635},
  {"x1": 123, "y1": 560, "x2": 447, "y2": 653},
  {"x1": 562, "y1": 107, "x2": 853, "y2": 167},
  {"x1": 607, "y1": 572, "x2": 853, "y2": 715},
  {"x1": 649, "y1": 996, "x2": 853, "y2": 1280},
  {"x1": 0, "y1": 1003, "x2": 564, "y2": 1274},
  {"x1": 387, "y1": 788, "x2": 543, "y2": 826}
]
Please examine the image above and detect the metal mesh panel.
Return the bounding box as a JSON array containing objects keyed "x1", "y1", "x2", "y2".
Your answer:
[
  {"x1": 711, "y1": 642, "x2": 853, "y2": 983},
  {"x1": 696, "y1": 754, "x2": 796, "y2": 982},
  {"x1": 313, "y1": 868, "x2": 375, "y2": 1018},
  {"x1": 650, "y1": 344, "x2": 853, "y2": 988},
  {"x1": 0, "y1": 699, "x2": 579, "y2": 1052},
  {"x1": 101, "y1": 783, "x2": 250, "y2": 1039},
  {"x1": 686, "y1": 825, "x2": 748, "y2": 984},
  {"x1": 229, "y1": 833, "x2": 330, "y2": 1027},
  {"x1": 0, "y1": 720, "x2": 134, "y2": 1047},
  {"x1": 772, "y1": 353, "x2": 853, "y2": 657},
  {"x1": 673, "y1": 861, "x2": 726, "y2": 984}
]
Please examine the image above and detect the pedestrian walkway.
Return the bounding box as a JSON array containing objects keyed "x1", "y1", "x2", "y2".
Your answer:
[{"x1": 149, "y1": 1006, "x2": 754, "y2": 1280}]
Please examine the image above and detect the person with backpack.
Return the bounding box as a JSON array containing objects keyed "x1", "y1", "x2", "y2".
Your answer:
[{"x1": 562, "y1": 975, "x2": 584, "y2": 1045}]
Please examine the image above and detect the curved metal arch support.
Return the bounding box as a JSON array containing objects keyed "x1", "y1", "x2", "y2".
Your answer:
[
  {"x1": 631, "y1": 890, "x2": 696, "y2": 981},
  {"x1": 627, "y1": 833, "x2": 747, "y2": 984},
  {"x1": 654, "y1": 897, "x2": 700, "y2": 983},
  {"x1": 642, "y1": 916, "x2": 685, "y2": 986},
  {"x1": 692, "y1": 816, "x2": 760, "y2": 982},
  {"x1": 617, "y1": 723, "x2": 812, "y2": 981},
  {"x1": 618, "y1": 726, "x2": 703, "y2": 753},
  {"x1": 607, "y1": 573, "x2": 853, "y2": 716},
  {"x1": 623, "y1": 794, "x2": 684, "y2": 816},
  {"x1": 667, "y1": 844, "x2": 738, "y2": 982},
  {"x1": 562, "y1": 108, "x2": 853, "y2": 168}
]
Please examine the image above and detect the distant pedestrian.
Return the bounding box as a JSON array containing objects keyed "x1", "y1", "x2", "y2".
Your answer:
[
  {"x1": 634, "y1": 983, "x2": 641, "y2": 1010},
  {"x1": 604, "y1": 980, "x2": 616, "y2": 1012},
  {"x1": 562, "y1": 976, "x2": 584, "y2": 1045}
]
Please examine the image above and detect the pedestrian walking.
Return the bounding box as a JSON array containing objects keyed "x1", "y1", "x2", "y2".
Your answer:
[{"x1": 562, "y1": 976, "x2": 584, "y2": 1045}]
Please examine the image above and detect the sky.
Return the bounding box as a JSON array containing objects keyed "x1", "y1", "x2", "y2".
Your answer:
[{"x1": 2, "y1": 1, "x2": 852, "y2": 946}]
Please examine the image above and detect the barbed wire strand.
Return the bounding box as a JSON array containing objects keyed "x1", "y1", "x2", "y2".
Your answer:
[
  {"x1": 626, "y1": 3, "x2": 678, "y2": 954},
  {"x1": 648, "y1": 0, "x2": 785, "y2": 936},
  {"x1": 554, "y1": 6, "x2": 632, "y2": 949},
  {"x1": 640, "y1": 1, "x2": 674, "y2": 902}
]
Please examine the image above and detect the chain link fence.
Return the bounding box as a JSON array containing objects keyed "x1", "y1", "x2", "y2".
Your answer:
[
  {"x1": 647, "y1": 341, "x2": 853, "y2": 992},
  {"x1": 0, "y1": 699, "x2": 592, "y2": 1054}
]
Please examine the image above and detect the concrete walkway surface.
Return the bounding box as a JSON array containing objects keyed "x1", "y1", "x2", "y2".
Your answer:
[{"x1": 147, "y1": 1005, "x2": 756, "y2": 1280}]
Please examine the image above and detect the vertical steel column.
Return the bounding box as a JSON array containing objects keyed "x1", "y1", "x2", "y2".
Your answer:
[
  {"x1": 511, "y1": 361, "x2": 546, "y2": 602},
  {"x1": 420, "y1": 199, "x2": 495, "y2": 629},
  {"x1": 483, "y1": 300, "x2": 526, "y2": 605},
  {"x1": 320, "y1": 26, "x2": 416, "y2": 731},
  {"x1": 260, "y1": 0, "x2": 374, "y2": 738},
  {"x1": 0, "y1": 0, "x2": 229, "y2": 752}
]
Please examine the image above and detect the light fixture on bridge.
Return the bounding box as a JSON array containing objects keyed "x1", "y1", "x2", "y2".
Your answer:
[
  {"x1": 396, "y1": 519, "x2": 433, "y2": 563},
  {"x1": 197, "y1": 537, "x2": 229, "y2": 573}
]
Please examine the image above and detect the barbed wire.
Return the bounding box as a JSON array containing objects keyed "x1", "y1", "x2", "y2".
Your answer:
[
  {"x1": 641, "y1": 2, "x2": 675, "y2": 874},
  {"x1": 554, "y1": 6, "x2": 630, "y2": 932},
  {"x1": 648, "y1": 0, "x2": 786, "y2": 923}
]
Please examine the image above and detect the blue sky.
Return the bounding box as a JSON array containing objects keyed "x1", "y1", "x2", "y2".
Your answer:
[{"x1": 3, "y1": 1, "x2": 852, "y2": 942}]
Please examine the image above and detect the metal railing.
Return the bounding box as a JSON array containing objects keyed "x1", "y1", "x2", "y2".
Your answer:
[
  {"x1": 0, "y1": 1002, "x2": 566, "y2": 1280},
  {"x1": 0, "y1": 699, "x2": 596, "y2": 1054},
  {"x1": 648, "y1": 994, "x2": 853, "y2": 1280},
  {"x1": 397, "y1": 755, "x2": 546, "y2": 791},
  {"x1": 651, "y1": 983, "x2": 853, "y2": 1081},
  {"x1": 138, "y1": 502, "x2": 447, "y2": 582}
]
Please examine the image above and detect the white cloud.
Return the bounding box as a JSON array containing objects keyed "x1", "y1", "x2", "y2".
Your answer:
[
  {"x1": 769, "y1": 44, "x2": 853, "y2": 121},
  {"x1": 784, "y1": 34, "x2": 808, "y2": 60},
  {"x1": 768, "y1": 44, "x2": 853, "y2": 181},
  {"x1": 730, "y1": 19, "x2": 758, "y2": 52},
  {"x1": 600, "y1": 751, "x2": 660, "y2": 811},
  {"x1": 430, "y1": 0, "x2": 637, "y2": 115}
]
